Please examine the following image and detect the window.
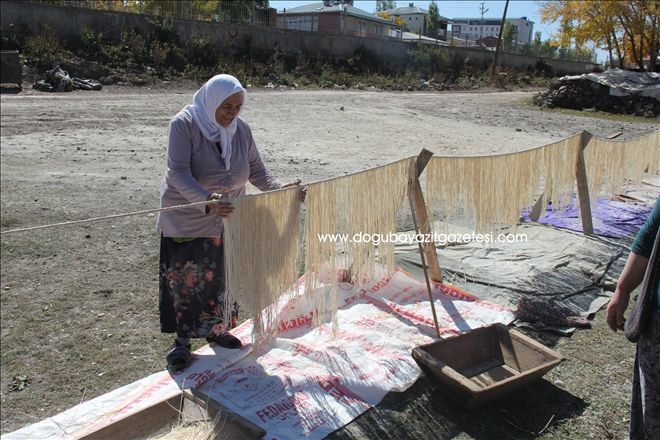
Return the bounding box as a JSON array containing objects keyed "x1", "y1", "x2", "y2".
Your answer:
[{"x1": 286, "y1": 16, "x2": 317, "y2": 32}]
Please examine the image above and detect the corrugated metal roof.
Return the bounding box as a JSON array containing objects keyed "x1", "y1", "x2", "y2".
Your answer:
[{"x1": 281, "y1": 2, "x2": 390, "y2": 24}]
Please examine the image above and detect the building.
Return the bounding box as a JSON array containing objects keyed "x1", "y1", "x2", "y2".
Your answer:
[
  {"x1": 476, "y1": 35, "x2": 499, "y2": 50},
  {"x1": 450, "y1": 17, "x2": 534, "y2": 45},
  {"x1": 383, "y1": 2, "x2": 427, "y2": 34},
  {"x1": 276, "y1": 1, "x2": 390, "y2": 38},
  {"x1": 382, "y1": 2, "x2": 451, "y2": 40}
]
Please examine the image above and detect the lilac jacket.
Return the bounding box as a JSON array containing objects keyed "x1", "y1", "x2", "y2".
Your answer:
[{"x1": 157, "y1": 110, "x2": 281, "y2": 237}]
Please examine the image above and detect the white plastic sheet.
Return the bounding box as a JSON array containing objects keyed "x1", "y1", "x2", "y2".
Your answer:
[
  {"x1": 4, "y1": 269, "x2": 514, "y2": 440},
  {"x1": 561, "y1": 68, "x2": 660, "y2": 100}
]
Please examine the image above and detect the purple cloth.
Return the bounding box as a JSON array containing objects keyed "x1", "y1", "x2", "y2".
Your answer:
[{"x1": 522, "y1": 198, "x2": 653, "y2": 238}]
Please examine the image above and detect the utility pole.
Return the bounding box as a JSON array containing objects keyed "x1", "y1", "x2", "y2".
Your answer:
[
  {"x1": 491, "y1": 0, "x2": 509, "y2": 82},
  {"x1": 479, "y1": 2, "x2": 489, "y2": 43}
]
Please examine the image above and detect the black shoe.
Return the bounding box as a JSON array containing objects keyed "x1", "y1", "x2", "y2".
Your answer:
[
  {"x1": 166, "y1": 342, "x2": 191, "y2": 371},
  {"x1": 206, "y1": 332, "x2": 242, "y2": 349}
]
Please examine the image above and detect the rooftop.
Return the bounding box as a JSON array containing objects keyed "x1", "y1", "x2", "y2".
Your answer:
[
  {"x1": 451, "y1": 17, "x2": 534, "y2": 25},
  {"x1": 383, "y1": 3, "x2": 451, "y2": 22},
  {"x1": 279, "y1": 2, "x2": 390, "y2": 24}
]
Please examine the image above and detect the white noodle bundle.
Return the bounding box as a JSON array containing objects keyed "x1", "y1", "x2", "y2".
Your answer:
[
  {"x1": 223, "y1": 186, "x2": 301, "y2": 345},
  {"x1": 584, "y1": 130, "x2": 660, "y2": 198},
  {"x1": 540, "y1": 133, "x2": 582, "y2": 210},
  {"x1": 425, "y1": 152, "x2": 540, "y2": 232},
  {"x1": 425, "y1": 133, "x2": 581, "y2": 232},
  {"x1": 304, "y1": 158, "x2": 415, "y2": 329}
]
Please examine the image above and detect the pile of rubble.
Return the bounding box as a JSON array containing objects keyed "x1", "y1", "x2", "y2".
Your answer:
[
  {"x1": 534, "y1": 69, "x2": 659, "y2": 118},
  {"x1": 33, "y1": 66, "x2": 102, "y2": 92}
]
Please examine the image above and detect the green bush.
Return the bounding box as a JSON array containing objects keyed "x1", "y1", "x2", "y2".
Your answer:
[
  {"x1": 409, "y1": 45, "x2": 464, "y2": 79},
  {"x1": 24, "y1": 23, "x2": 62, "y2": 64},
  {"x1": 120, "y1": 29, "x2": 147, "y2": 63},
  {"x1": 347, "y1": 45, "x2": 380, "y2": 74},
  {"x1": 148, "y1": 17, "x2": 180, "y2": 45},
  {"x1": 165, "y1": 44, "x2": 187, "y2": 72},
  {"x1": 185, "y1": 36, "x2": 215, "y2": 68},
  {"x1": 150, "y1": 40, "x2": 167, "y2": 66},
  {"x1": 80, "y1": 25, "x2": 103, "y2": 59}
]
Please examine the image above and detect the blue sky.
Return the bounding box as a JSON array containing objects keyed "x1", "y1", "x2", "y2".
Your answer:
[{"x1": 270, "y1": 1, "x2": 560, "y2": 40}]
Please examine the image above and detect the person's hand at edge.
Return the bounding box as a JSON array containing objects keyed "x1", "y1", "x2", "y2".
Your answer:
[
  {"x1": 206, "y1": 193, "x2": 234, "y2": 217},
  {"x1": 281, "y1": 179, "x2": 306, "y2": 202},
  {"x1": 606, "y1": 289, "x2": 629, "y2": 332}
]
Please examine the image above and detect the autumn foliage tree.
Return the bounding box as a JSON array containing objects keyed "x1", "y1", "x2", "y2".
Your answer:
[
  {"x1": 540, "y1": 0, "x2": 659, "y2": 71},
  {"x1": 377, "y1": 12, "x2": 407, "y2": 29}
]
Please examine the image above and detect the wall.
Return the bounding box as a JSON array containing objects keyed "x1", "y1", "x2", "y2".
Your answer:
[
  {"x1": 1, "y1": 1, "x2": 599, "y2": 75},
  {"x1": 318, "y1": 14, "x2": 339, "y2": 35}
]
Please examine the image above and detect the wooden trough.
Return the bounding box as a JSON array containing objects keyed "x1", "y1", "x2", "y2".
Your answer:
[
  {"x1": 411, "y1": 323, "x2": 564, "y2": 408},
  {"x1": 78, "y1": 388, "x2": 265, "y2": 440}
]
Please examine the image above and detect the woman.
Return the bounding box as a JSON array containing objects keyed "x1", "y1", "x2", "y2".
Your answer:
[
  {"x1": 157, "y1": 74, "x2": 300, "y2": 371},
  {"x1": 606, "y1": 196, "x2": 659, "y2": 439}
]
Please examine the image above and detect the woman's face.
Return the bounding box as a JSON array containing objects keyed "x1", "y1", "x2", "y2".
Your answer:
[{"x1": 215, "y1": 92, "x2": 244, "y2": 127}]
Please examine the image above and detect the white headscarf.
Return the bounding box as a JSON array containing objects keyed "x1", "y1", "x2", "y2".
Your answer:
[{"x1": 186, "y1": 74, "x2": 246, "y2": 170}]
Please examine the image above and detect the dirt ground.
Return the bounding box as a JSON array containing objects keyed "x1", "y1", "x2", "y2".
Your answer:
[{"x1": 0, "y1": 85, "x2": 658, "y2": 437}]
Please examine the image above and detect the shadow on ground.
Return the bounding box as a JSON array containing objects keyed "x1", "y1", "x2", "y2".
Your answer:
[
  {"x1": 0, "y1": 86, "x2": 22, "y2": 94},
  {"x1": 329, "y1": 375, "x2": 587, "y2": 439}
]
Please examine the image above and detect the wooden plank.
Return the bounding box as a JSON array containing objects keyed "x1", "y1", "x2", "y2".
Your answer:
[
  {"x1": 528, "y1": 191, "x2": 545, "y2": 221},
  {"x1": 184, "y1": 388, "x2": 267, "y2": 439},
  {"x1": 408, "y1": 150, "x2": 442, "y2": 337},
  {"x1": 605, "y1": 131, "x2": 623, "y2": 139},
  {"x1": 575, "y1": 131, "x2": 594, "y2": 235},
  {"x1": 415, "y1": 149, "x2": 434, "y2": 177},
  {"x1": 80, "y1": 395, "x2": 182, "y2": 440},
  {"x1": 78, "y1": 387, "x2": 266, "y2": 440},
  {"x1": 409, "y1": 149, "x2": 442, "y2": 283}
]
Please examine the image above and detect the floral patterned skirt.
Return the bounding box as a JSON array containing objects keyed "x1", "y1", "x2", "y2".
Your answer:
[
  {"x1": 630, "y1": 310, "x2": 660, "y2": 439},
  {"x1": 159, "y1": 235, "x2": 238, "y2": 338}
]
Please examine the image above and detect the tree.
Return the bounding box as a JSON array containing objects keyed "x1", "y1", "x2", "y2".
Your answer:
[
  {"x1": 376, "y1": 1, "x2": 396, "y2": 12},
  {"x1": 502, "y1": 21, "x2": 518, "y2": 51},
  {"x1": 377, "y1": 12, "x2": 406, "y2": 29},
  {"x1": 425, "y1": 0, "x2": 440, "y2": 38},
  {"x1": 541, "y1": 1, "x2": 658, "y2": 71}
]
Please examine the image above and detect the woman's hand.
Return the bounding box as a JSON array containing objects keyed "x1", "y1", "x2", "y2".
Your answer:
[
  {"x1": 606, "y1": 289, "x2": 630, "y2": 332},
  {"x1": 281, "y1": 179, "x2": 307, "y2": 202},
  {"x1": 206, "y1": 193, "x2": 234, "y2": 217}
]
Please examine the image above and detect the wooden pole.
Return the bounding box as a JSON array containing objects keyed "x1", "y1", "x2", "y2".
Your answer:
[
  {"x1": 528, "y1": 191, "x2": 545, "y2": 222},
  {"x1": 491, "y1": 0, "x2": 510, "y2": 82},
  {"x1": 575, "y1": 131, "x2": 594, "y2": 235},
  {"x1": 408, "y1": 149, "x2": 442, "y2": 337},
  {"x1": 410, "y1": 149, "x2": 442, "y2": 283}
]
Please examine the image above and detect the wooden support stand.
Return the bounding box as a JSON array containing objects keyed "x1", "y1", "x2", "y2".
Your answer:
[
  {"x1": 528, "y1": 191, "x2": 545, "y2": 222},
  {"x1": 408, "y1": 149, "x2": 443, "y2": 337},
  {"x1": 575, "y1": 131, "x2": 594, "y2": 235},
  {"x1": 409, "y1": 150, "x2": 443, "y2": 283},
  {"x1": 530, "y1": 131, "x2": 594, "y2": 236}
]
